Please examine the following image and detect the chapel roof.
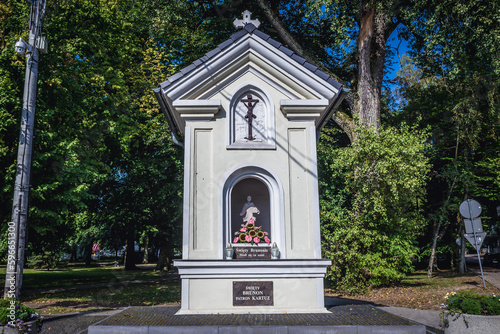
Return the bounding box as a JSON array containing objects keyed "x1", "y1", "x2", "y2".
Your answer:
[
  {"x1": 158, "y1": 23, "x2": 342, "y2": 91},
  {"x1": 154, "y1": 22, "x2": 347, "y2": 139}
]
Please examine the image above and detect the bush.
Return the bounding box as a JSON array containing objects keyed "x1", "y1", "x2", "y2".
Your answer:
[
  {"x1": 0, "y1": 299, "x2": 42, "y2": 332},
  {"x1": 319, "y1": 125, "x2": 430, "y2": 293},
  {"x1": 27, "y1": 251, "x2": 59, "y2": 270},
  {"x1": 444, "y1": 291, "x2": 500, "y2": 315}
]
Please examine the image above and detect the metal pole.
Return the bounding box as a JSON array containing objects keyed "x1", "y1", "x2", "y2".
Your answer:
[
  {"x1": 468, "y1": 199, "x2": 486, "y2": 288},
  {"x1": 4, "y1": 0, "x2": 45, "y2": 300}
]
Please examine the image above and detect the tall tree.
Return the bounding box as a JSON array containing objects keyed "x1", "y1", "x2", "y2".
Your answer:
[
  {"x1": 393, "y1": 0, "x2": 500, "y2": 276},
  {"x1": 1, "y1": 0, "x2": 184, "y2": 271},
  {"x1": 256, "y1": 0, "x2": 409, "y2": 138}
]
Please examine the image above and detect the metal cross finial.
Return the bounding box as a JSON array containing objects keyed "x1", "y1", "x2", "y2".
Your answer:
[{"x1": 233, "y1": 10, "x2": 261, "y2": 29}]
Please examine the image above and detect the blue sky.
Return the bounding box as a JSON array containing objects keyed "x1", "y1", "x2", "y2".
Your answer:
[{"x1": 385, "y1": 29, "x2": 410, "y2": 85}]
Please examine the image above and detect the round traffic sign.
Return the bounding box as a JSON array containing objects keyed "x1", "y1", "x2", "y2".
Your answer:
[{"x1": 459, "y1": 199, "x2": 482, "y2": 218}]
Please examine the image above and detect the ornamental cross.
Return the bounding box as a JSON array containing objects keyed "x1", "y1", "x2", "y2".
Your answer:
[
  {"x1": 233, "y1": 10, "x2": 261, "y2": 29},
  {"x1": 241, "y1": 94, "x2": 259, "y2": 141}
]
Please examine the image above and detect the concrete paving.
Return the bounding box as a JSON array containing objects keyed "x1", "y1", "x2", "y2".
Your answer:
[
  {"x1": 38, "y1": 301, "x2": 443, "y2": 334},
  {"x1": 466, "y1": 253, "x2": 500, "y2": 289},
  {"x1": 377, "y1": 306, "x2": 441, "y2": 333},
  {"x1": 86, "y1": 304, "x2": 427, "y2": 334},
  {"x1": 325, "y1": 297, "x2": 442, "y2": 333},
  {"x1": 41, "y1": 309, "x2": 123, "y2": 334}
]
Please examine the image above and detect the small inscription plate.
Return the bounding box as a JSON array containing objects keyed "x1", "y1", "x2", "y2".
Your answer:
[
  {"x1": 234, "y1": 246, "x2": 271, "y2": 259},
  {"x1": 233, "y1": 281, "x2": 273, "y2": 306}
]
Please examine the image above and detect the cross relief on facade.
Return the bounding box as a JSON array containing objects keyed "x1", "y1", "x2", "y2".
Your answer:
[{"x1": 241, "y1": 94, "x2": 259, "y2": 141}]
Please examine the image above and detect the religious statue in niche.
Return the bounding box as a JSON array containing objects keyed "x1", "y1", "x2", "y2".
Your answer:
[
  {"x1": 233, "y1": 196, "x2": 270, "y2": 244},
  {"x1": 234, "y1": 94, "x2": 266, "y2": 143}
]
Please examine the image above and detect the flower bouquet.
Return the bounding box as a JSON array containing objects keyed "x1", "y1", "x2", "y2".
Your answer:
[{"x1": 233, "y1": 218, "x2": 270, "y2": 245}]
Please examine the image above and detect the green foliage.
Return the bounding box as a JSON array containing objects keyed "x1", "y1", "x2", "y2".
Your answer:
[
  {"x1": 403, "y1": 0, "x2": 500, "y2": 79},
  {"x1": 392, "y1": 50, "x2": 499, "y2": 273},
  {"x1": 26, "y1": 251, "x2": 59, "y2": 271},
  {"x1": 320, "y1": 125, "x2": 430, "y2": 293},
  {"x1": 0, "y1": 0, "x2": 27, "y2": 225},
  {"x1": 0, "y1": 299, "x2": 42, "y2": 329},
  {"x1": 1, "y1": 0, "x2": 184, "y2": 263},
  {"x1": 444, "y1": 291, "x2": 500, "y2": 315}
]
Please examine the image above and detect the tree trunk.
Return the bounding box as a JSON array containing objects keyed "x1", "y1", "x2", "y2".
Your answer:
[
  {"x1": 356, "y1": 4, "x2": 392, "y2": 130},
  {"x1": 155, "y1": 237, "x2": 173, "y2": 272},
  {"x1": 84, "y1": 242, "x2": 92, "y2": 267},
  {"x1": 124, "y1": 229, "x2": 137, "y2": 270},
  {"x1": 142, "y1": 234, "x2": 149, "y2": 264},
  {"x1": 427, "y1": 220, "x2": 441, "y2": 278},
  {"x1": 458, "y1": 229, "x2": 466, "y2": 274},
  {"x1": 70, "y1": 247, "x2": 77, "y2": 262}
]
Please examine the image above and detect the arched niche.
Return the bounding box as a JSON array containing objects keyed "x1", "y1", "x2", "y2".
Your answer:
[
  {"x1": 221, "y1": 165, "x2": 285, "y2": 258},
  {"x1": 227, "y1": 83, "x2": 275, "y2": 149},
  {"x1": 230, "y1": 178, "x2": 271, "y2": 243}
]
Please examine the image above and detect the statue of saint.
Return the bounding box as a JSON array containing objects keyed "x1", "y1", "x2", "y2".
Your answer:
[{"x1": 240, "y1": 195, "x2": 260, "y2": 223}]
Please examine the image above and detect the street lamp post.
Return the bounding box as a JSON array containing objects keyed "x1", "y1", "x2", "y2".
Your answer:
[{"x1": 4, "y1": 0, "x2": 47, "y2": 300}]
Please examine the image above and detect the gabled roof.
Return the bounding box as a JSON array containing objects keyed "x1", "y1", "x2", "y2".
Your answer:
[
  {"x1": 154, "y1": 23, "x2": 346, "y2": 138},
  {"x1": 158, "y1": 23, "x2": 342, "y2": 92}
]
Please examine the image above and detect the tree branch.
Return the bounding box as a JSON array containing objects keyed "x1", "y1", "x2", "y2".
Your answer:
[
  {"x1": 255, "y1": 0, "x2": 335, "y2": 76},
  {"x1": 332, "y1": 111, "x2": 354, "y2": 142},
  {"x1": 255, "y1": 0, "x2": 355, "y2": 138}
]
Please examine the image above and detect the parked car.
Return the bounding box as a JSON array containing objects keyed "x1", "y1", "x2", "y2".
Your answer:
[{"x1": 483, "y1": 253, "x2": 500, "y2": 268}]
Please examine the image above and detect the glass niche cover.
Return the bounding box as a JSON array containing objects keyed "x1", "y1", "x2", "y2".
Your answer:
[{"x1": 230, "y1": 178, "x2": 271, "y2": 245}]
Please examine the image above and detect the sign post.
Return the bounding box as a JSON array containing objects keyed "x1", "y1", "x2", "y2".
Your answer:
[{"x1": 460, "y1": 199, "x2": 486, "y2": 288}]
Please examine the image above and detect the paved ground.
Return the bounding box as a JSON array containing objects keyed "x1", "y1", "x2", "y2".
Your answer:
[
  {"x1": 39, "y1": 300, "x2": 441, "y2": 334},
  {"x1": 41, "y1": 309, "x2": 122, "y2": 334},
  {"x1": 466, "y1": 253, "x2": 500, "y2": 289},
  {"x1": 325, "y1": 297, "x2": 442, "y2": 333}
]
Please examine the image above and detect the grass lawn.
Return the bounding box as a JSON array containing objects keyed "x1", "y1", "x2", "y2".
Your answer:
[
  {"x1": 326, "y1": 269, "x2": 500, "y2": 310},
  {"x1": 0, "y1": 263, "x2": 181, "y2": 314},
  {"x1": 0, "y1": 264, "x2": 168, "y2": 290},
  {"x1": 23, "y1": 280, "x2": 181, "y2": 314}
]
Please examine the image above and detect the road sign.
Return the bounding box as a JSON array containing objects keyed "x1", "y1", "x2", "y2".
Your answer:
[
  {"x1": 464, "y1": 218, "x2": 483, "y2": 234},
  {"x1": 459, "y1": 198, "x2": 486, "y2": 288},
  {"x1": 464, "y1": 232, "x2": 487, "y2": 250},
  {"x1": 459, "y1": 199, "x2": 482, "y2": 218}
]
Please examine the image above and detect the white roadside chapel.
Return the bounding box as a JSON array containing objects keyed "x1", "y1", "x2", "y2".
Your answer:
[{"x1": 154, "y1": 11, "x2": 346, "y2": 314}]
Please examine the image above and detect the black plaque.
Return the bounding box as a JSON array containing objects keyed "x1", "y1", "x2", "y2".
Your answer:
[
  {"x1": 233, "y1": 281, "x2": 273, "y2": 306},
  {"x1": 234, "y1": 246, "x2": 271, "y2": 259}
]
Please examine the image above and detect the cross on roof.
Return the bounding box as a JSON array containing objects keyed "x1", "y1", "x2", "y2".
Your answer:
[{"x1": 233, "y1": 10, "x2": 261, "y2": 29}]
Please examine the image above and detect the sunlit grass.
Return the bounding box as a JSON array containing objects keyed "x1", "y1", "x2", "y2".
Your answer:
[
  {"x1": 24, "y1": 281, "x2": 180, "y2": 305},
  {"x1": 0, "y1": 264, "x2": 167, "y2": 290}
]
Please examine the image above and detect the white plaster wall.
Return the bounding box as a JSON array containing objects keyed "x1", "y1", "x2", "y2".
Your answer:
[
  {"x1": 187, "y1": 278, "x2": 322, "y2": 313},
  {"x1": 184, "y1": 70, "x2": 320, "y2": 260}
]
